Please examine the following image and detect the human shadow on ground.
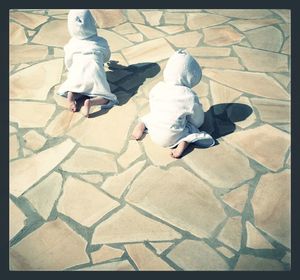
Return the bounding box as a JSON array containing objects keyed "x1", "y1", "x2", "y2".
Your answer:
[
  {"x1": 180, "y1": 103, "x2": 253, "y2": 157},
  {"x1": 86, "y1": 60, "x2": 160, "y2": 118}
]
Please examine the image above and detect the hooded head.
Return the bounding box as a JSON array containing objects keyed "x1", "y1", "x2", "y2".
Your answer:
[
  {"x1": 68, "y1": 9, "x2": 97, "y2": 39},
  {"x1": 163, "y1": 49, "x2": 202, "y2": 88}
]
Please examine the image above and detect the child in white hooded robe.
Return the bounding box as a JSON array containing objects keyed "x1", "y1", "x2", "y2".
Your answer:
[
  {"x1": 57, "y1": 9, "x2": 118, "y2": 117},
  {"x1": 132, "y1": 50, "x2": 215, "y2": 158}
]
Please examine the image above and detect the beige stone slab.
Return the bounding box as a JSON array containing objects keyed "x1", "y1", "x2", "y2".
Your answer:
[
  {"x1": 10, "y1": 59, "x2": 64, "y2": 101},
  {"x1": 126, "y1": 166, "x2": 226, "y2": 238},
  {"x1": 281, "y1": 37, "x2": 290, "y2": 55},
  {"x1": 133, "y1": 23, "x2": 164, "y2": 39},
  {"x1": 224, "y1": 124, "x2": 290, "y2": 172},
  {"x1": 57, "y1": 177, "x2": 119, "y2": 227},
  {"x1": 199, "y1": 97, "x2": 210, "y2": 112},
  {"x1": 233, "y1": 45, "x2": 288, "y2": 72},
  {"x1": 187, "y1": 13, "x2": 229, "y2": 29},
  {"x1": 156, "y1": 25, "x2": 185, "y2": 35},
  {"x1": 101, "y1": 161, "x2": 146, "y2": 199},
  {"x1": 246, "y1": 221, "x2": 273, "y2": 249},
  {"x1": 166, "y1": 31, "x2": 202, "y2": 48},
  {"x1": 80, "y1": 174, "x2": 103, "y2": 184},
  {"x1": 272, "y1": 9, "x2": 290, "y2": 23},
  {"x1": 203, "y1": 25, "x2": 244, "y2": 46},
  {"x1": 23, "y1": 172, "x2": 63, "y2": 220},
  {"x1": 272, "y1": 73, "x2": 290, "y2": 88},
  {"x1": 221, "y1": 184, "x2": 249, "y2": 213},
  {"x1": 203, "y1": 69, "x2": 290, "y2": 100},
  {"x1": 245, "y1": 26, "x2": 283, "y2": 52},
  {"x1": 215, "y1": 246, "x2": 235, "y2": 259},
  {"x1": 47, "y1": 9, "x2": 69, "y2": 16},
  {"x1": 61, "y1": 147, "x2": 117, "y2": 174},
  {"x1": 92, "y1": 204, "x2": 181, "y2": 244},
  {"x1": 122, "y1": 38, "x2": 174, "y2": 65},
  {"x1": 23, "y1": 148, "x2": 34, "y2": 157},
  {"x1": 252, "y1": 170, "x2": 290, "y2": 248},
  {"x1": 10, "y1": 218, "x2": 89, "y2": 270},
  {"x1": 230, "y1": 18, "x2": 282, "y2": 32},
  {"x1": 279, "y1": 23, "x2": 290, "y2": 38},
  {"x1": 112, "y1": 22, "x2": 137, "y2": 35},
  {"x1": 167, "y1": 240, "x2": 228, "y2": 270},
  {"x1": 10, "y1": 134, "x2": 20, "y2": 160},
  {"x1": 23, "y1": 130, "x2": 46, "y2": 151},
  {"x1": 98, "y1": 29, "x2": 133, "y2": 52},
  {"x1": 10, "y1": 12, "x2": 48, "y2": 29},
  {"x1": 9, "y1": 199, "x2": 26, "y2": 240},
  {"x1": 142, "y1": 11, "x2": 162, "y2": 26},
  {"x1": 164, "y1": 12, "x2": 185, "y2": 24},
  {"x1": 10, "y1": 138, "x2": 76, "y2": 197},
  {"x1": 32, "y1": 20, "x2": 69, "y2": 47},
  {"x1": 127, "y1": 10, "x2": 145, "y2": 24},
  {"x1": 9, "y1": 44, "x2": 48, "y2": 65},
  {"x1": 234, "y1": 254, "x2": 284, "y2": 271},
  {"x1": 53, "y1": 47, "x2": 64, "y2": 57},
  {"x1": 197, "y1": 57, "x2": 244, "y2": 70},
  {"x1": 183, "y1": 142, "x2": 255, "y2": 189},
  {"x1": 210, "y1": 80, "x2": 242, "y2": 105},
  {"x1": 193, "y1": 80, "x2": 209, "y2": 97},
  {"x1": 187, "y1": 47, "x2": 231, "y2": 57},
  {"x1": 78, "y1": 260, "x2": 135, "y2": 271},
  {"x1": 150, "y1": 242, "x2": 173, "y2": 254},
  {"x1": 217, "y1": 217, "x2": 242, "y2": 251},
  {"x1": 251, "y1": 98, "x2": 290, "y2": 123},
  {"x1": 9, "y1": 22, "x2": 27, "y2": 45},
  {"x1": 10, "y1": 125, "x2": 17, "y2": 134},
  {"x1": 117, "y1": 140, "x2": 143, "y2": 169},
  {"x1": 125, "y1": 33, "x2": 144, "y2": 43},
  {"x1": 125, "y1": 243, "x2": 174, "y2": 271},
  {"x1": 10, "y1": 101, "x2": 56, "y2": 128},
  {"x1": 91, "y1": 245, "x2": 124, "y2": 264},
  {"x1": 205, "y1": 9, "x2": 272, "y2": 19},
  {"x1": 90, "y1": 9, "x2": 126, "y2": 28},
  {"x1": 67, "y1": 100, "x2": 137, "y2": 153},
  {"x1": 281, "y1": 252, "x2": 291, "y2": 266},
  {"x1": 110, "y1": 52, "x2": 129, "y2": 66}
]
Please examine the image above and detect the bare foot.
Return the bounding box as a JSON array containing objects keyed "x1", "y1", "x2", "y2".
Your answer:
[
  {"x1": 170, "y1": 141, "x2": 189, "y2": 158},
  {"x1": 132, "y1": 122, "x2": 145, "y2": 140},
  {"x1": 67, "y1": 92, "x2": 77, "y2": 112},
  {"x1": 82, "y1": 99, "x2": 91, "y2": 118}
]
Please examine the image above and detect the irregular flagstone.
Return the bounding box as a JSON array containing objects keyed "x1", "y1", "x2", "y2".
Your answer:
[
  {"x1": 203, "y1": 69, "x2": 290, "y2": 100},
  {"x1": 281, "y1": 252, "x2": 291, "y2": 266},
  {"x1": 23, "y1": 130, "x2": 46, "y2": 151},
  {"x1": 205, "y1": 9, "x2": 272, "y2": 19},
  {"x1": 127, "y1": 9, "x2": 145, "y2": 24},
  {"x1": 199, "y1": 97, "x2": 210, "y2": 112},
  {"x1": 229, "y1": 18, "x2": 281, "y2": 32},
  {"x1": 142, "y1": 11, "x2": 162, "y2": 26},
  {"x1": 167, "y1": 240, "x2": 228, "y2": 270},
  {"x1": 91, "y1": 9, "x2": 127, "y2": 28},
  {"x1": 150, "y1": 242, "x2": 173, "y2": 254},
  {"x1": 78, "y1": 260, "x2": 134, "y2": 271},
  {"x1": 187, "y1": 47, "x2": 231, "y2": 57},
  {"x1": 9, "y1": 44, "x2": 48, "y2": 65},
  {"x1": 10, "y1": 59, "x2": 64, "y2": 100},
  {"x1": 122, "y1": 38, "x2": 174, "y2": 65},
  {"x1": 210, "y1": 80, "x2": 243, "y2": 105},
  {"x1": 53, "y1": 90, "x2": 69, "y2": 107},
  {"x1": 271, "y1": 9, "x2": 290, "y2": 23},
  {"x1": 224, "y1": 124, "x2": 290, "y2": 171},
  {"x1": 57, "y1": 177, "x2": 119, "y2": 227},
  {"x1": 9, "y1": 199, "x2": 26, "y2": 240},
  {"x1": 9, "y1": 22, "x2": 27, "y2": 45},
  {"x1": 10, "y1": 101, "x2": 56, "y2": 128},
  {"x1": 101, "y1": 160, "x2": 146, "y2": 199},
  {"x1": 156, "y1": 25, "x2": 185, "y2": 35},
  {"x1": 245, "y1": 26, "x2": 283, "y2": 52},
  {"x1": 47, "y1": 9, "x2": 69, "y2": 15},
  {"x1": 125, "y1": 33, "x2": 144, "y2": 43},
  {"x1": 126, "y1": 166, "x2": 226, "y2": 238},
  {"x1": 183, "y1": 142, "x2": 255, "y2": 189},
  {"x1": 80, "y1": 174, "x2": 103, "y2": 184},
  {"x1": 272, "y1": 73, "x2": 290, "y2": 88},
  {"x1": 117, "y1": 140, "x2": 143, "y2": 169},
  {"x1": 23, "y1": 148, "x2": 34, "y2": 157},
  {"x1": 67, "y1": 100, "x2": 137, "y2": 153},
  {"x1": 246, "y1": 221, "x2": 274, "y2": 249},
  {"x1": 234, "y1": 254, "x2": 284, "y2": 271},
  {"x1": 203, "y1": 25, "x2": 244, "y2": 46},
  {"x1": 32, "y1": 20, "x2": 69, "y2": 47},
  {"x1": 53, "y1": 47, "x2": 64, "y2": 57},
  {"x1": 10, "y1": 12, "x2": 48, "y2": 29},
  {"x1": 91, "y1": 245, "x2": 124, "y2": 264},
  {"x1": 98, "y1": 29, "x2": 133, "y2": 52},
  {"x1": 166, "y1": 31, "x2": 202, "y2": 48},
  {"x1": 92, "y1": 204, "x2": 182, "y2": 244},
  {"x1": 281, "y1": 37, "x2": 290, "y2": 55},
  {"x1": 279, "y1": 23, "x2": 290, "y2": 38},
  {"x1": 61, "y1": 147, "x2": 117, "y2": 174},
  {"x1": 112, "y1": 22, "x2": 137, "y2": 35},
  {"x1": 109, "y1": 52, "x2": 129, "y2": 67},
  {"x1": 125, "y1": 243, "x2": 174, "y2": 271},
  {"x1": 187, "y1": 13, "x2": 229, "y2": 29},
  {"x1": 10, "y1": 218, "x2": 89, "y2": 270},
  {"x1": 10, "y1": 134, "x2": 20, "y2": 160},
  {"x1": 10, "y1": 125, "x2": 17, "y2": 134},
  {"x1": 251, "y1": 98, "x2": 290, "y2": 123},
  {"x1": 133, "y1": 23, "x2": 164, "y2": 39},
  {"x1": 233, "y1": 45, "x2": 288, "y2": 72},
  {"x1": 252, "y1": 170, "x2": 291, "y2": 248},
  {"x1": 23, "y1": 172, "x2": 63, "y2": 220},
  {"x1": 215, "y1": 246, "x2": 235, "y2": 259},
  {"x1": 193, "y1": 80, "x2": 209, "y2": 97},
  {"x1": 10, "y1": 138, "x2": 76, "y2": 197},
  {"x1": 164, "y1": 12, "x2": 185, "y2": 24},
  {"x1": 196, "y1": 57, "x2": 244, "y2": 70},
  {"x1": 221, "y1": 184, "x2": 249, "y2": 213}
]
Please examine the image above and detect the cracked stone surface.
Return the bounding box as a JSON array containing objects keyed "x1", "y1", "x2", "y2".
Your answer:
[{"x1": 9, "y1": 9, "x2": 291, "y2": 271}]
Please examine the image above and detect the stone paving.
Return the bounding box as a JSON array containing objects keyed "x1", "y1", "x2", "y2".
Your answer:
[{"x1": 9, "y1": 9, "x2": 291, "y2": 271}]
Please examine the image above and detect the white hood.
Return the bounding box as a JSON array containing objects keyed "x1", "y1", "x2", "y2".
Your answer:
[
  {"x1": 67, "y1": 9, "x2": 97, "y2": 40},
  {"x1": 163, "y1": 49, "x2": 202, "y2": 88}
]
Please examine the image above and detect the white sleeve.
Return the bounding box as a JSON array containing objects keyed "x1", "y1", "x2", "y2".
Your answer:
[{"x1": 186, "y1": 93, "x2": 204, "y2": 128}]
